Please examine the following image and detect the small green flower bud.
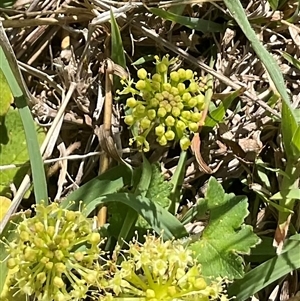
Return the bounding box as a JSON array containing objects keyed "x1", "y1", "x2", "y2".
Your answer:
[
  {"x1": 178, "y1": 68, "x2": 186, "y2": 79},
  {"x1": 157, "y1": 135, "x2": 167, "y2": 146},
  {"x1": 20, "y1": 231, "x2": 30, "y2": 241},
  {"x1": 189, "y1": 82, "x2": 199, "y2": 93},
  {"x1": 126, "y1": 97, "x2": 137, "y2": 108},
  {"x1": 146, "y1": 289, "x2": 156, "y2": 298},
  {"x1": 55, "y1": 263, "x2": 66, "y2": 273},
  {"x1": 176, "y1": 120, "x2": 186, "y2": 131},
  {"x1": 137, "y1": 68, "x2": 147, "y2": 79},
  {"x1": 149, "y1": 98, "x2": 159, "y2": 107},
  {"x1": 47, "y1": 226, "x2": 55, "y2": 237},
  {"x1": 60, "y1": 239, "x2": 69, "y2": 248},
  {"x1": 24, "y1": 247, "x2": 36, "y2": 262},
  {"x1": 186, "y1": 69, "x2": 194, "y2": 80},
  {"x1": 74, "y1": 251, "x2": 84, "y2": 262},
  {"x1": 141, "y1": 117, "x2": 151, "y2": 129},
  {"x1": 162, "y1": 83, "x2": 171, "y2": 92},
  {"x1": 191, "y1": 112, "x2": 202, "y2": 122},
  {"x1": 136, "y1": 104, "x2": 146, "y2": 114},
  {"x1": 157, "y1": 107, "x2": 167, "y2": 118},
  {"x1": 89, "y1": 232, "x2": 100, "y2": 244},
  {"x1": 188, "y1": 97, "x2": 197, "y2": 107},
  {"x1": 182, "y1": 92, "x2": 192, "y2": 102},
  {"x1": 189, "y1": 122, "x2": 199, "y2": 132},
  {"x1": 172, "y1": 107, "x2": 181, "y2": 117},
  {"x1": 45, "y1": 250, "x2": 54, "y2": 259},
  {"x1": 165, "y1": 116, "x2": 175, "y2": 126},
  {"x1": 165, "y1": 103, "x2": 172, "y2": 113},
  {"x1": 34, "y1": 237, "x2": 44, "y2": 248},
  {"x1": 157, "y1": 62, "x2": 167, "y2": 73},
  {"x1": 159, "y1": 100, "x2": 168, "y2": 107},
  {"x1": 170, "y1": 100, "x2": 177, "y2": 107},
  {"x1": 53, "y1": 276, "x2": 64, "y2": 288},
  {"x1": 196, "y1": 93, "x2": 205, "y2": 105},
  {"x1": 41, "y1": 256, "x2": 49, "y2": 264},
  {"x1": 151, "y1": 81, "x2": 160, "y2": 91},
  {"x1": 85, "y1": 272, "x2": 97, "y2": 284},
  {"x1": 181, "y1": 111, "x2": 191, "y2": 120},
  {"x1": 55, "y1": 250, "x2": 64, "y2": 261},
  {"x1": 168, "y1": 94, "x2": 174, "y2": 102},
  {"x1": 124, "y1": 115, "x2": 134, "y2": 126},
  {"x1": 45, "y1": 262, "x2": 54, "y2": 270},
  {"x1": 177, "y1": 102, "x2": 184, "y2": 110},
  {"x1": 34, "y1": 221, "x2": 45, "y2": 233},
  {"x1": 37, "y1": 272, "x2": 47, "y2": 284},
  {"x1": 136, "y1": 80, "x2": 146, "y2": 90},
  {"x1": 155, "y1": 93, "x2": 164, "y2": 101},
  {"x1": 170, "y1": 87, "x2": 179, "y2": 96},
  {"x1": 162, "y1": 91, "x2": 170, "y2": 99},
  {"x1": 170, "y1": 71, "x2": 179, "y2": 82},
  {"x1": 180, "y1": 137, "x2": 191, "y2": 150},
  {"x1": 7, "y1": 258, "x2": 17, "y2": 269},
  {"x1": 174, "y1": 95, "x2": 181, "y2": 102},
  {"x1": 177, "y1": 83, "x2": 186, "y2": 94},
  {"x1": 65, "y1": 210, "x2": 76, "y2": 221},
  {"x1": 165, "y1": 130, "x2": 175, "y2": 141},
  {"x1": 147, "y1": 109, "x2": 156, "y2": 120},
  {"x1": 194, "y1": 277, "x2": 207, "y2": 290},
  {"x1": 152, "y1": 73, "x2": 162, "y2": 82},
  {"x1": 155, "y1": 125, "x2": 165, "y2": 137}
]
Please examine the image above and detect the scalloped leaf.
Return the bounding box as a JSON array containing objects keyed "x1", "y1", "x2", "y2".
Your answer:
[
  {"x1": 0, "y1": 107, "x2": 45, "y2": 198},
  {"x1": 189, "y1": 177, "x2": 260, "y2": 280}
]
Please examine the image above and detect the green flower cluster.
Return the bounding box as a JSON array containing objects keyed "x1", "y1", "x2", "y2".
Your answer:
[
  {"x1": 104, "y1": 234, "x2": 229, "y2": 301},
  {"x1": 4, "y1": 202, "x2": 106, "y2": 301},
  {"x1": 120, "y1": 55, "x2": 206, "y2": 152},
  {"x1": 3, "y1": 205, "x2": 229, "y2": 301}
]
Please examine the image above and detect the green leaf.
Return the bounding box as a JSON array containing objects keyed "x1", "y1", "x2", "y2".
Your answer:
[
  {"x1": 61, "y1": 165, "x2": 132, "y2": 209},
  {"x1": 270, "y1": 188, "x2": 300, "y2": 200},
  {"x1": 82, "y1": 192, "x2": 188, "y2": 240},
  {"x1": 110, "y1": 9, "x2": 126, "y2": 69},
  {"x1": 291, "y1": 125, "x2": 300, "y2": 155},
  {"x1": 0, "y1": 29, "x2": 48, "y2": 204},
  {"x1": 137, "y1": 163, "x2": 173, "y2": 228},
  {"x1": 189, "y1": 177, "x2": 260, "y2": 279},
  {"x1": 134, "y1": 154, "x2": 152, "y2": 197},
  {"x1": 0, "y1": 108, "x2": 45, "y2": 198},
  {"x1": 281, "y1": 51, "x2": 300, "y2": 70},
  {"x1": 205, "y1": 88, "x2": 245, "y2": 127},
  {"x1": 228, "y1": 242, "x2": 300, "y2": 301},
  {"x1": 268, "y1": 0, "x2": 279, "y2": 10},
  {"x1": 149, "y1": 8, "x2": 225, "y2": 33},
  {"x1": 223, "y1": 0, "x2": 298, "y2": 160},
  {"x1": 0, "y1": 69, "x2": 13, "y2": 116}
]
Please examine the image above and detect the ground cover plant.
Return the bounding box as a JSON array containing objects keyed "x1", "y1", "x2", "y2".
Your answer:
[{"x1": 0, "y1": 0, "x2": 299, "y2": 300}]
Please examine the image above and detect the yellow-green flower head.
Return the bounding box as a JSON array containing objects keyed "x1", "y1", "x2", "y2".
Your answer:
[
  {"x1": 120, "y1": 55, "x2": 207, "y2": 152},
  {"x1": 4, "y1": 202, "x2": 107, "y2": 301},
  {"x1": 107, "y1": 234, "x2": 228, "y2": 301}
]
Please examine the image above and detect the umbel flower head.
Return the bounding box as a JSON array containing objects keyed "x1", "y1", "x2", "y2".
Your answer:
[
  {"x1": 105, "y1": 234, "x2": 229, "y2": 301},
  {"x1": 119, "y1": 55, "x2": 207, "y2": 152},
  {"x1": 4, "y1": 202, "x2": 107, "y2": 301}
]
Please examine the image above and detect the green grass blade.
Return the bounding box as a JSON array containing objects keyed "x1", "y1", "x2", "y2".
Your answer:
[
  {"x1": 228, "y1": 243, "x2": 300, "y2": 300},
  {"x1": 205, "y1": 88, "x2": 245, "y2": 127},
  {"x1": 0, "y1": 25, "x2": 48, "y2": 204},
  {"x1": 110, "y1": 9, "x2": 126, "y2": 69},
  {"x1": 223, "y1": 0, "x2": 298, "y2": 159},
  {"x1": 61, "y1": 165, "x2": 132, "y2": 209},
  {"x1": 82, "y1": 192, "x2": 188, "y2": 240},
  {"x1": 149, "y1": 8, "x2": 224, "y2": 33}
]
